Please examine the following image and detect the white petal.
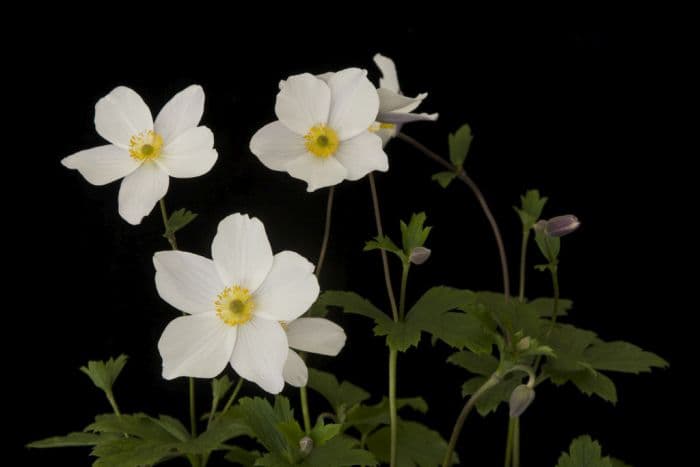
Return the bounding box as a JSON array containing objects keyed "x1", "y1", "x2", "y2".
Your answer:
[
  {"x1": 154, "y1": 85, "x2": 205, "y2": 144},
  {"x1": 117, "y1": 162, "x2": 169, "y2": 225},
  {"x1": 377, "y1": 88, "x2": 427, "y2": 114},
  {"x1": 327, "y1": 68, "x2": 379, "y2": 141},
  {"x1": 230, "y1": 316, "x2": 288, "y2": 394},
  {"x1": 153, "y1": 251, "x2": 223, "y2": 314},
  {"x1": 376, "y1": 128, "x2": 396, "y2": 147},
  {"x1": 211, "y1": 213, "x2": 273, "y2": 291},
  {"x1": 158, "y1": 313, "x2": 236, "y2": 380},
  {"x1": 61, "y1": 144, "x2": 139, "y2": 185},
  {"x1": 249, "y1": 121, "x2": 307, "y2": 171},
  {"x1": 254, "y1": 251, "x2": 319, "y2": 322},
  {"x1": 374, "y1": 53, "x2": 400, "y2": 93},
  {"x1": 286, "y1": 318, "x2": 347, "y2": 356},
  {"x1": 283, "y1": 350, "x2": 308, "y2": 387},
  {"x1": 95, "y1": 86, "x2": 153, "y2": 148},
  {"x1": 159, "y1": 126, "x2": 217, "y2": 178},
  {"x1": 334, "y1": 131, "x2": 388, "y2": 181},
  {"x1": 378, "y1": 111, "x2": 439, "y2": 124},
  {"x1": 274, "y1": 73, "x2": 331, "y2": 135},
  {"x1": 286, "y1": 153, "x2": 347, "y2": 192}
]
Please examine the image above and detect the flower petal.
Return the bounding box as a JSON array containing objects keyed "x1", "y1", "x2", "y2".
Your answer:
[
  {"x1": 159, "y1": 126, "x2": 217, "y2": 178},
  {"x1": 95, "y1": 86, "x2": 153, "y2": 148},
  {"x1": 249, "y1": 121, "x2": 307, "y2": 171},
  {"x1": 158, "y1": 313, "x2": 236, "y2": 380},
  {"x1": 230, "y1": 316, "x2": 288, "y2": 394},
  {"x1": 154, "y1": 85, "x2": 205, "y2": 144},
  {"x1": 211, "y1": 213, "x2": 273, "y2": 292},
  {"x1": 275, "y1": 73, "x2": 330, "y2": 135},
  {"x1": 61, "y1": 144, "x2": 139, "y2": 185},
  {"x1": 254, "y1": 251, "x2": 319, "y2": 322},
  {"x1": 153, "y1": 251, "x2": 223, "y2": 314},
  {"x1": 334, "y1": 131, "x2": 388, "y2": 181},
  {"x1": 286, "y1": 318, "x2": 346, "y2": 356},
  {"x1": 377, "y1": 88, "x2": 427, "y2": 114},
  {"x1": 327, "y1": 68, "x2": 379, "y2": 141},
  {"x1": 283, "y1": 349, "x2": 308, "y2": 387},
  {"x1": 286, "y1": 153, "x2": 347, "y2": 192},
  {"x1": 378, "y1": 111, "x2": 439, "y2": 124},
  {"x1": 117, "y1": 162, "x2": 169, "y2": 225},
  {"x1": 373, "y1": 53, "x2": 400, "y2": 93}
]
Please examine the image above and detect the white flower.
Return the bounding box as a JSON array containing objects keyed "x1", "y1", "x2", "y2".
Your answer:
[
  {"x1": 282, "y1": 318, "x2": 347, "y2": 387},
  {"x1": 372, "y1": 54, "x2": 438, "y2": 145},
  {"x1": 250, "y1": 68, "x2": 389, "y2": 192},
  {"x1": 62, "y1": 85, "x2": 217, "y2": 225},
  {"x1": 154, "y1": 213, "x2": 319, "y2": 394}
]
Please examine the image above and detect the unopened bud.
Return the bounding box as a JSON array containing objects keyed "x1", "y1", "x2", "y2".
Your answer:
[
  {"x1": 517, "y1": 337, "x2": 531, "y2": 351},
  {"x1": 544, "y1": 215, "x2": 580, "y2": 237},
  {"x1": 409, "y1": 246, "x2": 432, "y2": 265},
  {"x1": 509, "y1": 385, "x2": 535, "y2": 418},
  {"x1": 533, "y1": 220, "x2": 546, "y2": 232},
  {"x1": 299, "y1": 436, "x2": 314, "y2": 456}
]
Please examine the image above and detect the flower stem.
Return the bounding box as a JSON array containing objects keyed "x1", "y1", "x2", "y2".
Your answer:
[
  {"x1": 518, "y1": 230, "x2": 530, "y2": 302},
  {"x1": 368, "y1": 173, "x2": 399, "y2": 321},
  {"x1": 534, "y1": 266, "x2": 560, "y2": 374},
  {"x1": 504, "y1": 417, "x2": 515, "y2": 467},
  {"x1": 159, "y1": 198, "x2": 178, "y2": 250},
  {"x1": 513, "y1": 417, "x2": 521, "y2": 467},
  {"x1": 399, "y1": 264, "x2": 410, "y2": 321},
  {"x1": 396, "y1": 132, "x2": 510, "y2": 301},
  {"x1": 315, "y1": 186, "x2": 335, "y2": 278},
  {"x1": 300, "y1": 385, "x2": 312, "y2": 434},
  {"x1": 442, "y1": 373, "x2": 501, "y2": 467},
  {"x1": 220, "y1": 377, "x2": 244, "y2": 417},
  {"x1": 189, "y1": 377, "x2": 197, "y2": 437},
  {"x1": 106, "y1": 391, "x2": 122, "y2": 417},
  {"x1": 389, "y1": 348, "x2": 398, "y2": 467}
]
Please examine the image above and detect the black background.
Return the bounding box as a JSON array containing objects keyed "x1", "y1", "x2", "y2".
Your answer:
[{"x1": 10, "y1": 12, "x2": 691, "y2": 466}]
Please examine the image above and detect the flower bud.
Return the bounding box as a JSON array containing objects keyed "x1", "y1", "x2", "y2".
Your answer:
[
  {"x1": 509, "y1": 384, "x2": 535, "y2": 418},
  {"x1": 409, "y1": 246, "x2": 432, "y2": 265},
  {"x1": 544, "y1": 215, "x2": 580, "y2": 237},
  {"x1": 516, "y1": 336, "x2": 531, "y2": 351},
  {"x1": 299, "y1": 436, "x2": 314, "y2": 456}
]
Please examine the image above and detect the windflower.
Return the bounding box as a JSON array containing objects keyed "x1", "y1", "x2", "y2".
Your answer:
[
  {"x1": 282, "y1": 317, "x2": 347, "y2": 387},
  {"x1": 154, "y1": 213, "x2": 319, "y2": 394},
  {"x1": 250, "y1": 68, "x2": 388, "y2": 192},
  {"x1": 62, "y1": 86, "x2": 217, "y2": 225},
  {"x1": 372, "y1": 53, "x2": 438, "y2": 145}
]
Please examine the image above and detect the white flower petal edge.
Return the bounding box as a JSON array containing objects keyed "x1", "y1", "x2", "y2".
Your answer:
[
  {"x1": 211, "y1": 213, "x2": 274, "y2": 292},
  {"x1": 373, "y1": 53, "x2": 400, "y2": 93},
  {"x1": 118, "y1": 162, "x2": 169, "y2": 225},
  {"x1": 159, "y1": 313, "x2": 237, "y2": 380},
  {"x1": 254, "y1": 251, "x2": 319, "y2": 322},
  {"x1": 230, "y1": 316, "x2": 288, "y2": 394},
  {"x1": 333, "y1": 132, "x2": 388, "y2": 181},
  {"x1": 249, "y1": 121, "x2": 307, "y2": 171},
  {"x1": 275, "y1": 73, "x2": 331, "y2": 135},
  {"x1": 326, "y1": 68, "x2": 379, "y2": 141},
  {"x1": 286, "y1": 153, "x2": 348, "y2": 192},
  {"x1": 154, "y1": 251, "x2": 223, "y2": 314},
  {"x1": 283, "y1": 349, "x2": 309, "y2": 387},
  {"x1": 95, "y1": 86, "x2": 153, "y2": 148},
  {"x1": 286, "y1": 318, "x2": 347, "y2": 356},
  {"x1": 61, "y1": 145, "x2": 139, "y2": 186},
  {"x1": 159, "y1": 126, "x2": 217, "y2": 178},
  {"x1": 154, "y1": 85, "x2": 205, "y2": 144}
]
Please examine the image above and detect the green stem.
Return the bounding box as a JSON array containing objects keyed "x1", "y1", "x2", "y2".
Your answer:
[
  {"x1": 300, "y1": 385, "x2": 312, "y2": 434},
  {"x1": 106, "y1": 392, "x2": 122, "y2": 417},
  {"x1": 442, "y1": 373, "x2": 502, "y2": 467},
  {"x1": 159, "y1": 198, "x2": 178, "y2": 250},
  {"x1": 518, "y1": 230, "x2": 530, "y2": 302},
  {"x1": 315, "y1": 186, "x2": 334, "y2": 278},
  {"x1": 513, "y1": 417, "x2": 520, "y2": 467},
  {"x1": 548, "y1": 268, "x2": 560, "y2": 330},
  {"x1": 220, "y1": 377, "x2": 244, "y2": 417},
  {"x1": 189, "y1": 377, "x2": 197, "y2": 437},
  {"x1": 399, "y1": 265, "x2": 409, "y2": 320},
  {"x1": 504, "y1": 417, "x2": 515, "y2": 467},
  {"x1": 389, "y1": 348, "x2": 398, "y2": 467}
]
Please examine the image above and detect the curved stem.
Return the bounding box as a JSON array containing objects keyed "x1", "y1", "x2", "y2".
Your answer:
[
  {"x1": 518, "y1": 230, "x2": 530, "y2": 302},
  {"x1": 300, "y1": 385, "x2": 312, "y2": 434},
  {"x1": 504, "y1": 417, "x2": 515, "y2": 467},
  {"x1": 442, "y1": 373, "x2": 501, "y2": 467},
  {"x1": 396, "y1": 132, "x2": 510, "y2": 301},
  {"x1": 388, "y1": 348, "x2": 398, "y2": 467},
  {"x1": 368, "y1": 173, "x2": 399, "y2": 321},
  {"x1": 399, "y1": 265, "x2": 410, "y2": 320},
  {"x1": 315, "y1": 186, "x2": 335, "y2": 278}
]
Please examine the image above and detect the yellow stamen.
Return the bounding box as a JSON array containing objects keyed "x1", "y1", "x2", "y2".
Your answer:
[
  {"x1": 129, "y1": 130, "x2": 164, "y2": 161},
  {"x1": 304, "y1": 125, "x2": 339, "y2": 158},
  {"x1": 215, "y1": 286, "x2": 254, "y2": 326},
  {"x1": 369, "y1": 122, "x2": 396, "y2": 133}
]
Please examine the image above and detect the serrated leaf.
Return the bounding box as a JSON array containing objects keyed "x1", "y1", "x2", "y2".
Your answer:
[
  {"x1": 380, "y1": 320, "x2": 422, "y2": 352},
  {"x1": 545, "y1": 324, "x2": 599, "y2": 373},
  {"x1": 86, "y1": 413, "x2": 179, "y2": 443},
  {"x1": 79, "y1": 354, "x2": 128, "y2": 395},
  {"x1": 310, "y1": 422, "x2": 342, "y2": 446},
  {"x1": 236, "y1": 397, "x2": 290, "y2": 455},
  {"x1": 27, "y1": 432, "x2": 114, "y2": 448},
  {"x1": 90, "y1": 438, "x2": 180, "y2": 467},
  {"x1": 364, "y1": 235, "x2": 407, "y2": 262},
  {"x1": 432, "y1": 171, "x2": 456, "y2": 188},
  {"x1": 570, "y1": 371, "x2": 618, "y2": 404},
  {"x1": 583, "y1": 341, "x2": 668, "y2": 373},
  {"x1": 317, "y1": 291, "x2": 392, "y2": 328},
  {"x1": 448, "y1": 124, "x2": 473, "y2": 168},
  {"x1": 187, "y1": 409, "x2": 250, "y2": 454},
  {"x1": 302, "y1": 435, "x2": 377, "y2": 466},
  {"x1": 400, "y1": 213, "x2": 432, "y2": 255},
  {"x1": 556, "y1": 435, "x2": 613, "y2": 467},
  {"x1": 256, "y1": 452, "x2": 293, "y2": 466},
  {"x1": 224, "y1": 446, "x2": 261, "y2": 466},
  {"x1": 344, "y1": 397, "x2": 428, "y2": 436},
  {"x1": 528, "y1": 297, "x2": 573, "y2": 317},
  {"x1": 276, "y1": 420, "x2": 305, "y2": 461},
  {"x1": 153, "y1": 415, "x2": 190, "y2": 442},
  {"x1": 367, "y1": 420, "x2": 454, "y2": 466},
  {"x1": 447, "y1": 351, "x2": 498, "y2": 376},
  {"x1": 461, "y1": 376, "x2": 522, "y2": 416},
  {"x1": 212, "y1": 374, "x2": 234, "y2": 402},
  {"x1": 307, "y1": 368, "x2": 370, "y2": 415},
  {"x1": 514, "y1": 189, "x2": 548, "y2": 230},
  {"x1": 165, "y1": 208, "x2": 198, "y2": 236}
]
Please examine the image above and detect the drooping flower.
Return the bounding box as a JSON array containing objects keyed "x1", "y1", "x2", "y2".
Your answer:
[
  {"x1": 154, "y1": 213, "x2": 319, "y2": 394},
  {"x1": 534, "y1": 215, "x2": 581, "y2": 237},
  {"x1": 250, "y1": 68, "x2": 388, "y2": 192},
  {"x1": 62, "y1": 86, "x2": 217, "y2": 225},
  {"x1": 372, "y1": 53, "x2": 438, "y2": 145},
  {"x1": 281, "y1": 317, "x2": 346, "y2": 387}
]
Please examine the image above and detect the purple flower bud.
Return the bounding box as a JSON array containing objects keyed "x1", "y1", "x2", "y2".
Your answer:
[
  {"x1": 409, "y1": 246, "x2": 432, "y2": 265},
  {"x1": 509, "y1": 385, "x2": 536, "y2": 417},
  {"x1": 299, "y1": 436, "x2": 314, "y2": 456},
  {"x1": 533, "y1": 220, "x2": 547, "y2": 232},
  {"x1": 544, "y1": 215, "x2": 580, "y2": 237}
]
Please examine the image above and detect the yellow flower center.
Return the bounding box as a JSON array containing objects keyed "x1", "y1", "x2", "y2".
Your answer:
[
  {"x1": 129, "y1": 130, "x2": 164, "y2": 161},
  {"x1": 304, "y1": 125, "x2": 339, "y2": 158},
  {"x1": 215, "y1": 286, "x2": 254, "y2": 326}
]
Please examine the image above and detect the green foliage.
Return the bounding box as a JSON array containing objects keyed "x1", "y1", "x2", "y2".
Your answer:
[
  {"x1": 164, "y1": 208, "x2": 198, "y2": 238},
  {"x1": 345, "y1": 397, "x2": 428, "y2": 437},
  {"x1": 307, "y1": 368, "x2": 370, "y2": 417},
  {"x1": 367, "y1": 420, "x2": 455, "y2": 466},
  {"x1": 535, "y1": 229, "x2": 560, "y2": 264},
  {"x1": 365, "y1": 235, "x2": 406, "y2": 262},
  {"x1": 514, "y1": 189, "x2": 548, "y2": 231},
  {"x1": 236, "y1": 397, "x2": 294, "y2": 455},
  {"x1": 317, "y1": 291, "x2": 392, "y2": 328},
  {"x1": 461, "y1": 375, "x2": 522, "y2": 416},
  {"x1": 448, "y1": 351, "x2": 498, "y2": 376},
  {"x1": 432, "y1": 171, "x2": 457, "y2": 188},
  {"x1": 302, "y1": 435, "x2": 378, "y2": 466},
  {"x1": 583, "y1": 341, "x2": 669, "y2": 373},
  {"x1": 556, "y1": 435, "x2": 617, "y2": 467},
  {"x1": 400, "y1": 213, "x2": 432, "y2": 256},
  {"x1": 528, "y1": 297, "x2": 573, "y2": 317},
  {"x1": 212, "y1": 374, "x2": 234, "y2": 402},
  {"x1": 27, "y1": 432, "x2": 115, "y2": 448},
  {"x1": 448, "y1": 123, "x2": 473, "y2": 169},
  {"x1": 224, "y1": 446, "x2": 261, "y2": 465},
  {"x1": 80, "y1": 354, "x2": 128, "y2": 396}
]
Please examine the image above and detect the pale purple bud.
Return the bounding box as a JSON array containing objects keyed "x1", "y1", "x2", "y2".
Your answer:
[
  {"x1": 299, "y1": 436, "x2": 313, "y2": 456},
  {"x1": 509, "y1": 385, "x2": 536, "y2": 418},
  {"x1": 409, "y1": 246, "x2": 432, "y2": 265},
  {"x1": 544, "y1": 215, "x2": 580, "y2": 237}
]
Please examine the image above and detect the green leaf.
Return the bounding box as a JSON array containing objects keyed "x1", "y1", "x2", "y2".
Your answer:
[
  {"x1": 27, "y1": 432, "x2": 114, "y2": 448},
  {"x1": 153, "y1": 415, "x2": 191, "y2": 442},
  {"x1": 307, "y1": 368, "x2": 370, "y2": 415},
  {"x1": 448, "y1": 124, "x2": 473, "y2": 168},
  {"x1": 256, "y1": 452, "x2": 293, "y2": 466},
  {"x1": 224, "y1": 446, "x2": 261, "y2": 466},
  {"x1": 514, "y1": 189, "x2": 548, "y2": 230},
  {"x1": 380, "y1": 320, "x2": 423, "y2": 352},
  {"x1": 317, "y1": 291, "x2": 392, "y2": 328},
  {"x1": 570, "y1": 370, "x2": 618, "y2": 404},
  {"x1": 528, "y1": 297, "x2": 573, "y2": 317},
  {"x1": 610, "y1": 459, "x2": 633, "y2": 467},
  {"x1": 545, "y1": 324, "x2": 599, "y2": 373},
  {"x1": 400, "y1": 212, "x2": 432, "y2": 255},
  {"x1": 432, "y1": 171, "x2": 457, "y2": 188},
  {"x1": 344, "y1": 397, "x2": 428, "y2": 436},
  {"x1": 86, "y1": 413, "x2": 179, "y2": 443},
  {"x1": 302, "y1": 435, "x2": 377, "y2": 466},
  {"x1": 534, "y1": 230, "x2": 560, "y2": 263},
  {"x1": 187, "y1": 410, "x2": 250, "y2": 454},
  {"x1": 236, "y1": 397, "x2": 290, "y2": 455},
  {"x1": 556, "y1": 435, "x2": 613, "y2": 467},
  {"x1": 364, "y1": 235, "x2": 407, "y2": 262},
  {"x1": 461, "y1": 376, "x2": 522, "y2": 416},
  {"x1": 447, "y1": 351, "x2": 498, "y2": 376},
  {"x1": 310, "y1": 422, "x2": 342, "y2": 446},
  {"x1": 367, "y1": 420, "x2": 454, "y2": 466},
  {"x1": 79, "y1": 354, "x2": 128, "y2": 395},
  {"x1": 212, "y1": 374, "x2": 234, "y2": 402},
  {"x1": 583, "y1": 341, "x2": 668, "y2": 373},
  {"x1": 90, "y1": 438, "x2": 180, "y2": 467},
  {"x1": 164, "y1": 208, "x2": 198, "y2": 237},
  {"x1": 276, "y1": 420, "x2": 305, "y2": 461}
]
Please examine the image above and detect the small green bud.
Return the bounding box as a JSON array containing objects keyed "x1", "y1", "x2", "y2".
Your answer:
[{"x1": 299, "y1": 436, "x2": 314, "y2": 456}]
